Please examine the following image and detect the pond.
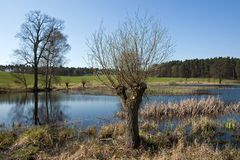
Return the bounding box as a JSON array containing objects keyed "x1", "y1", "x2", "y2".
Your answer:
[{"x1": 0, "y1": 85, "x2": 240, "y2": 128}]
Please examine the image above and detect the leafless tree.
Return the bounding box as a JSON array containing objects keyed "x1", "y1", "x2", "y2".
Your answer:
[
  {"x1": 41, "y1": 31, "x2": 70, "y2": 90},
  {"x1": 87, "y1": 14, "x2": 173, "y2": 148},
  {"x1": 15, "y1": 10, "x2": 64, "y2": 92}
]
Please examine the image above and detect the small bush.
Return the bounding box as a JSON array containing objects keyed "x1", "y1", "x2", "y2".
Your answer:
[{"x1": 80, "y1": 79, "x2": 89, "y2": 88}]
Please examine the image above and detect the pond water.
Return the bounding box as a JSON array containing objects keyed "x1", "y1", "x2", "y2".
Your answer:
[{"x1": 0, "y1": 85, "x2": 240, "y2": 128}]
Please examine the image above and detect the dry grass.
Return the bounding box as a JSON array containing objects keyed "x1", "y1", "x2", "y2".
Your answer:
[
  {"x1": 140, "y1": 97, "x2": 240, "y2": 120},
  {"x1": 140, "y1": 121, "x2": 158, "y2": 132},
  {"x1": 2, "y1": 117, "x2": 240, "y2": 160},
  {"x1": 99, "y1": 123, "x2": 126, "y2": 139},
  {"x1": 38, "y1": 136, "x2": 240, "y2": 160},
  {"x1": 155, "y1": 143, "x2": 221, "y2": 160}
]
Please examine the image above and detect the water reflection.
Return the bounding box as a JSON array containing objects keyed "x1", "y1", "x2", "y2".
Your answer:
[
  {"x1": 0, "y1": 92, "x2": 119, "y2": 128},
  {"x1": 0, "y1": 86, "x2": 240, "y2": 128},
  {"x1": 7, "y1": 92, "x2": 67, "y2": 127},
  {"x1": 8, "y1": 92, "x2": 31, "y2": 126},
  {"x1": 38, "y1": 92, "x2": 67, "y2": 125}
]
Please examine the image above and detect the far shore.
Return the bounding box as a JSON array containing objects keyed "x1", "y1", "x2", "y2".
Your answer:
[{"x1": 1, "y1": 82, "x2": 239, "y2": 96}]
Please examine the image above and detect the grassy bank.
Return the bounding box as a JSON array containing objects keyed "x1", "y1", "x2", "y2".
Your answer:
[{"x1": 1, "y1": 116, "x2": 240, "y2": 159}]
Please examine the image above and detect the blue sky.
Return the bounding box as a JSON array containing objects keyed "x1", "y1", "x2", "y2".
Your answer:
[{"x1": 0, "y1": 0, "x2": 239, "y2": 67}]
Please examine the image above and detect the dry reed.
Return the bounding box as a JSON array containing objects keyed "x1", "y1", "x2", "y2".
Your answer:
[{"x1": 140, "y1": 97, "x2": 240, "y2": 120}]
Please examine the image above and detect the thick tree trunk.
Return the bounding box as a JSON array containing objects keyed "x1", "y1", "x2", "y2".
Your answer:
[
  {"x1": 33, "y1": 44, "x2": 39, "y2": 92},
  {"x1": 117, "y1": 82, "x2": 147, "y2": 149},
  {"x1": 126, "y1": 101, "x2": 140, "y2": 148}
]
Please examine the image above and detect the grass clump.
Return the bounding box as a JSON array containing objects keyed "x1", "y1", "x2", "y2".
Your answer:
[
  {"x1": 83, "y1": 126, "x2": 97, "y2": 137},
  {"x1": 9, "y1": 126, "x2": 51, "y2": 159},
  {"x1": 140, "y1": 121, "x2": 158, "y2": 133},
  {"x1": 18, "y1": 127, "x2": 49, "y2": 145},
  {"x1": 58, "y1": 127, "x2": 77, "y2": 142},
  {"x1": 1, "y1": 126, "x2": 79, "y2": 160},
  {"x1": 225, "y1": 119, "x2": 238, "y2": 130},
  {"x1": 99, "y1": 125, "x2": 115, "y2": 139},
  {"x1": 99, "y1": 123, "x2": 125, "y2": 139},
  {"x1": 113, "y1": 124, "x2": 125, "y2": 138},
  {"x1": 192, "y1": 117, "x2": 218, "y2": 134},
  {"x1": 190, "y1": 117, "x2": 219, "y2": 143},
  {"x1": 11, "y1": 145, "x2": 39, "y2": 160},
  {"x1": 0, "y1": 131, "x2": 16, "y2": 149}
]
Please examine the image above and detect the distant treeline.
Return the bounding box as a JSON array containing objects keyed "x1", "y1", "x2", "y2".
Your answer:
[
  {"x1": 150, "y1": 57, "x2": 240, "y2": 80},
  {"x1": 0, "y1": 65, "x2": 98, "y2": 76},
  {"x1": 1, "y1": 57, "x2": 240, "y2": 80}
]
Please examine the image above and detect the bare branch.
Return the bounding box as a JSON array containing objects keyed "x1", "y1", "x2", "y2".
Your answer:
[{"x1": 87, "y1": 13, "x2": 173, "y2": 89}]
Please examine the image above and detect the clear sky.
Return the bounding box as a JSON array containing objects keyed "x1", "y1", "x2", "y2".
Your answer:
[{"x1": 0, "y1": 0, "x2": 239, "y2": 67}]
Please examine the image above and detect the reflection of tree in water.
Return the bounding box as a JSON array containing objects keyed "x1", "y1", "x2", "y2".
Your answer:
[
  {"x1": 8, "y1": 92, "x2": 67, "y2": 126},
  {"x1": 38, "y1": 92, "x2": 68, "y2": 124},
  {"x1": 8, "y1": 93, "x2": 32, "y2": 126}
]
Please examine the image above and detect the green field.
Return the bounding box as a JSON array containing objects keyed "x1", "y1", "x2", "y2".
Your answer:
[
  {"x1": 0, "y1": 72, "x2": 100, "y2": 89},
  {"x1": 0, "y1": 71, "x2": 239, "y2": 90}
]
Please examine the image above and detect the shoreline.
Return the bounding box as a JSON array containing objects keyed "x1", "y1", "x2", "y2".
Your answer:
[{"x1": 1, "y1": 83, "x2": 238, "y2": 96}]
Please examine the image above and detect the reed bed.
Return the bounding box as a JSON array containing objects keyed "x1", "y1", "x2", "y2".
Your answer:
[
  {"x1": 37, "y1": 117, "x2": 240, "y2": 160},
  {"x1": 140, "y1": 97, "x2": 240, "y2": 120}
]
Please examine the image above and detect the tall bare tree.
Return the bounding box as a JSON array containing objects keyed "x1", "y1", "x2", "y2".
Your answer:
[
  {"x1": 15, "y1": 10, "x2": 64, "y2": 92},
  {"x1": 41, "y1": 31, "x2": 70, "y2": 90},
  {"x1": 87, "y1": 14, "x2": 173, "y2": 148}
]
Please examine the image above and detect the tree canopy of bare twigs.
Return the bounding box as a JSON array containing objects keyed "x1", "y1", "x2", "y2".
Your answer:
[
  {"x1": 87, "y1": 13, "x2": 173, "y2": 148},
  {"x1": 88, "y1": 14, "x2": 173, "y2": 89},
  {"x1": 41, "y1": 31, "x2": 70, "y2": 90}
]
